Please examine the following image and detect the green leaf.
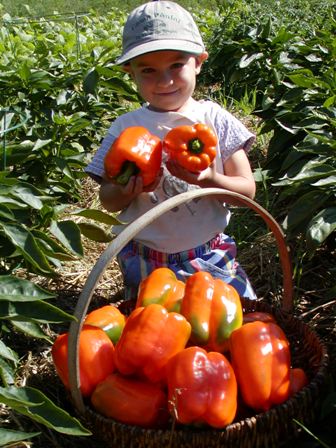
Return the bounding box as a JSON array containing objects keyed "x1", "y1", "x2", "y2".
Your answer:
[
  {"x1": 311, "y1": 175, "x2": 336, "y2": 187},
  {"x1": 0, "y1": 204, "x2": 15, "y2": 221},
  {"x1": 287, "y1": 71, "x2": 316, "y2": 88},
  {"x1": 10, "y1": 183, "x2": 45, "y2": 210},
  {"x1": 285, "y1": 191, "x2": 329, "y2": 231},
  {"x1": 0, "y1": 275, "x2": 55, "y2": 302},
  {"x1": 0, "y1": 427, "x2": 40, "y2": 445},
  {"x1": 323, "y1": 95, "x2": 336, "y2": 107},
  {"x1": 83, "y1": 67, "x2": 99, "y2": 94},
  {"x1": 33, "y1": 139, "x2": 52, "y2": 151},
  {"x1": 306, "y1": 207, "x2": 336, "y2": 249},
  {"x1": 78, "y1": 222, "x2": 113, "y2": 243},
  {"x1": 239, "y1": 52, "x2": 263, "y2": 68},
  {"x1": 10, "y1": 320, "x2": 52, "y2": 341},
  {"x1": 0, "y1": 223, "x2": 55, "y2": 274},
  {"x1": 49, "y1": 220, "x2": 83, "y2": 257},
  {"x1": 72, "y1": 208, "x2": 122, "y2": 225},
  {"x1": 0, "y1": 386, "x2": 91, "y2": 436},
  {"x1": 274, "y1": 161, "x2": 335, "y2": 185},
  {"x1": 0, "y1": 357, "x2": 16, "y2": 386},
  {"x1": 0, "y1": 299, "x2": 75, "y2": 323},
  {"x1": 32, "y1": 230, "x2": 76, "y2": 261},
  {"x1": 0, "y1": 339, "x2": 18, "y2": 363}
]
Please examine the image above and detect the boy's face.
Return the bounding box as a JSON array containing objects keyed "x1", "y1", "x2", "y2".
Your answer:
[{"x1": 124, "y1": 50, "x2": 208, "y2": 113}]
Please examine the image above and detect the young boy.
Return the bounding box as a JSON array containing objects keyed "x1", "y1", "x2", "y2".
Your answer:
[{"x1": 85, "y1": 1, "x2": 257, "y2": 300}]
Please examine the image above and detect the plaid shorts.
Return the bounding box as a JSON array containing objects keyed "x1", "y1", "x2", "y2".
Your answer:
[{"x1": 117, "y1": 233, "x2": 257, "y2": 301}]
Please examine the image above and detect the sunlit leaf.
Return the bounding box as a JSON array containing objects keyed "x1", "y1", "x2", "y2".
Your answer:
[
  {"x1": 0, "y1": 299, "x2": 75, "y2": 323},
  {"x1": 9, "y1": 320, "x2": 52, "y2": 341},
  {"x1": 49, "y1": 220, "x2": 83, "y2": 257},
  {"x1": 0, "y1": 276, "x2": 54, "y2": 302},
  {"x1": 72, "y1": 208, "x2": 122, "y2": 225},
  {"x1": 0, "y1": 386, "x2": 91, "y2": 435},
  {"x1": 0, "y1": 427, "x2": 40, "y2": 445},
  {"x1": 306, "y1": 207, "x2": 336, "y2": 248},
  {"x1": 78, "y1": 222, "x2": 113, "y2": 242}
]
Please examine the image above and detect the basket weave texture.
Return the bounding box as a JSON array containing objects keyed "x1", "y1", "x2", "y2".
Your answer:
[{"x1": 67, "y1": 189, "x2": 330, "y2": 448}]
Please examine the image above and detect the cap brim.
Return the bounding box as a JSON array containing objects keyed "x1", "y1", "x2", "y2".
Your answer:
[{"x1": 114, "y1": 39, "x2": 205, "y2": 65}]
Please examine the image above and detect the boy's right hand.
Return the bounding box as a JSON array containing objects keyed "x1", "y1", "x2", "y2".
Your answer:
[
  {"x1": 99, "y1": 167, "x2": 163, "y2": 212},
  {"x1": 120, "y1": 165, "x2": 162, "y2": 195}
]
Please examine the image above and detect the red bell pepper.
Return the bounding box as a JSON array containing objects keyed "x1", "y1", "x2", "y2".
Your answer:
[
  {"x1": 91, "y1": 373, "x2": 169, "y2": 428},
  {"x1": 167, "y1": 346, "x2": 237, "y2": 428},
  {"x1": 180, "y1": 271, "x2": 243, "y2": 352},
  {"x1": 243, "y1": 311, "x2": 275, "y2": 324},
  {"x1": 230, "y1": 321, "x2": 291, "y2": 411},
  {"x1": 51, "y1": 324, "x2": 115, "y2": 397},
  {"x1": 114, "y1": 303, "x2": 191, "y2": 383},
  {"x1": 104, "y1": 126, "x2": 162, "y2": 186}
]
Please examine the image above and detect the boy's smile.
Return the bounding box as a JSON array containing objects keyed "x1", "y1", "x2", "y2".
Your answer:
[{"x1": 125, "y1": 50, "x2": 208, "y2": 113}]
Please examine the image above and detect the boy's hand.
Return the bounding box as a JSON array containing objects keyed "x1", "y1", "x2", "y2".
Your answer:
[
  {"x1": 110, "y1": 166, "x2": 163, "y2": 196},
  {"x1": 99, "y1": 167, "x2": 163, "y2": 212},
  {"x1": 166, "y1": 159, "x2": 217, "y2": 187}
]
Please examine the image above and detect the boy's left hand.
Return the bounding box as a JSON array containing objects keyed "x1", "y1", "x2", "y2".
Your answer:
[{"x1": 166, "y1": 159, "x2": 217, "y2": 187}]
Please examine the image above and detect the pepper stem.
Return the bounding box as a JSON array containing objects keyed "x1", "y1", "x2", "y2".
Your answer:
[
  {"x1": 188, "y1": 138, "x2": 204, "y2": 154},
  {"x1": 115, "y1": 161, "x2": 139, "y2": 185}
]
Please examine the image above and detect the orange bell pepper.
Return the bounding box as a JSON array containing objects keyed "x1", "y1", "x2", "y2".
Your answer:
[
  {"x1": 51, "y1": 324, "x2": 115, "y2": 397},
  {"x1": 91, "y1": 373, "x2": 169, "y2": 428},
  {"x1": 104, "y1": 126, "x2": 162, "y2": 186},
  {"x1": 167, "y1": 346, "x2": 237, "y2": 428},
  {"x1": 230, "y1": 321, "x2": 291, "y2": 411},
  {"x1": 114, "y1": 303, "x2": 191, "y2": 383},
  {"x1": 180, "y1": 271, "x2": 243, "y2": 352},
  {"x1": 135, "y1": 267, "x2": 185, "y2": 313},
  {"x1": 84, "y1": 304, "x2": 126, "y2": 344},
  {"x1": 163, "y1": 123, "x2": 217, "y2": 173}
]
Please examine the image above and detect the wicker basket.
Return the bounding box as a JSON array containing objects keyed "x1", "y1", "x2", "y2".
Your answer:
[{"x1": 67, "y1": 188, "x2": 329, "y2": 448}]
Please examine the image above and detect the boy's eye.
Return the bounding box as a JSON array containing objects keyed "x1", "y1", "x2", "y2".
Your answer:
[
  {"x1": 141, "y1": 67, "x2": 155, "y2": 74},
  {"x1": 171, "y1": 62, "x2": 184, "y2": 69}
]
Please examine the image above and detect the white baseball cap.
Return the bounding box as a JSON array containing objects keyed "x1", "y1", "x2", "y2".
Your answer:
[{"x1": 115, "y1": 1, "x2": 205, "y2": 65}]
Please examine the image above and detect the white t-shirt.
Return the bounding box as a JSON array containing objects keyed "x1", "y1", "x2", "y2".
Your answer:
[{"x1": 85, "y1": 100, "x2": 255, "y2": 252}]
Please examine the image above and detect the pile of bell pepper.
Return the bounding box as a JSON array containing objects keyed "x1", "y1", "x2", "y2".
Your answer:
[{"x1": 52, "y1": 267, "x2": 308, "y2": 429}]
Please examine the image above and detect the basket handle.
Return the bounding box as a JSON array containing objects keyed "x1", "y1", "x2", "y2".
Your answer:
[{"x1": 67, "y1": 188, "x2": 293, "y2": 413}]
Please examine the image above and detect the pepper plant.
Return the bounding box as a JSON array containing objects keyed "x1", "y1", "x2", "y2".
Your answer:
[{"x1": 203, "y1": 5, "x2": 336, "y2": 252}]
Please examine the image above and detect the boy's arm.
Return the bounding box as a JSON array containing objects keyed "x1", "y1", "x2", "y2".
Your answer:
[{"x1": 166, "y1": 148, "x2": 256, "y2": 199}]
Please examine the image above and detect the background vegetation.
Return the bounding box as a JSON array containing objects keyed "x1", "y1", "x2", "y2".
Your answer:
[{"x1": 0, "y1": 0, "x2": 335, "y2": 447}]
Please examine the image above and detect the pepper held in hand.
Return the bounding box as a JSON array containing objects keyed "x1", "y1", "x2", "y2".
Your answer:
[
  {"x1": 104, "y1": 126, "x2": 162, "y2": 186},
  {"x1": 163, "y1": 123, "x2": 217, "y2": 173}
]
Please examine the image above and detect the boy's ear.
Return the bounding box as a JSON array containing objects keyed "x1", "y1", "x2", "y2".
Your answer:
[
  {"x1": 195, "y1": 52, "x2": 208, "y2": 74},
  {"x1": 122, "y1": 63, "x2": 132, "y2": 74}
]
